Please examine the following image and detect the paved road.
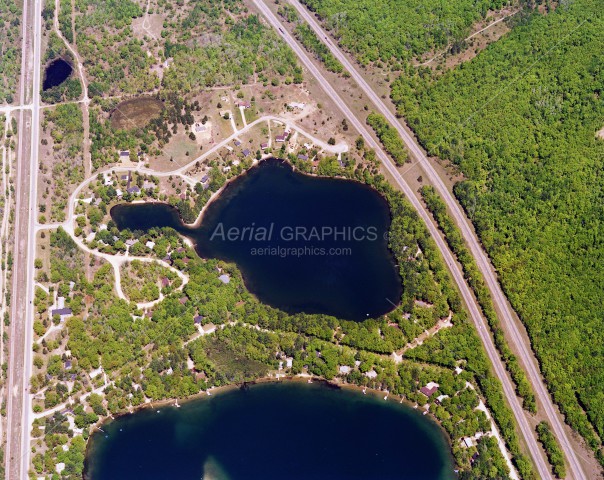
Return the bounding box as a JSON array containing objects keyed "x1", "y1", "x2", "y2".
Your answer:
[
  {"x1": 5, "y1": 0, "x2": 42, "y2": 477},
  {"x1": 252, "y1": 1, "x2": 554, "y2": 478},
  {"x1": 286, "y1": 3, "x2": 587, "y2": 479}
]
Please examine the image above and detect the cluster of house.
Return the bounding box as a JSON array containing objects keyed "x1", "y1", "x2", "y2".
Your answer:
[
  {"x1": 102, "y1": 171, "x2": 156, "y2": 197},
  {"x1": 119, "y1": 150, "x2": 146, "y2": 162}
]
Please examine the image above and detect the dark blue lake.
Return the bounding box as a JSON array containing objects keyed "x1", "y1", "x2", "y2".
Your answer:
[
  {"x1": 43, "y1": 58, "x2": 72, "y2": 90},
  {"x1": 111, "y1": 159, "x2": 402, "y2": 321},
  {"x1": 84, "y1": 382, "x2": 454, "y2": 480}
]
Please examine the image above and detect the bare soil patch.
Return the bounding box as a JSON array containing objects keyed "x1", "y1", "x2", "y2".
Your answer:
[{"x1": 110, "y1": 97, "x2": 164, "y2": 130}]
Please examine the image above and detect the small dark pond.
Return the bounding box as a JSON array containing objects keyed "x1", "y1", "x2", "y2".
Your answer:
[{"x1": 43, "y1": 58, "x2": 72, "y2": 91}]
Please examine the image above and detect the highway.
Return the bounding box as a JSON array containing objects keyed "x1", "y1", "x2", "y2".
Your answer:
[
  {"x1": 284, "y1": 3, "x2": 587, "y2": 479},
  {"x1": 251, "y1": 0, "x2": 554, "y2": 478},
  {"x1": 5, "y1": 0, "x2": 42, "y2": 477}
]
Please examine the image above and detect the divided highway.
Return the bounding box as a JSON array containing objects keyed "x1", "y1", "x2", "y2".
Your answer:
[
  {"x1": 5, "y1": 0, "x2": 42, "y2": 477},
  {"x1": 284, "y1": 3, "x2": 587, "y2": 479},
  {"x1": 252, "y1": 0, "x2": 557, "y2": 478}
]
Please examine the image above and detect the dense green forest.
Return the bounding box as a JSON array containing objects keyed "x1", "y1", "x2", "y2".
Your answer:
[
  {"x1": 391, "y1": 0, "x2": 604, "y2": 463},
  {"x1": 300, "y1": 0, "x2": 510, "y2": 65},
  {"x1": 0, "y1": 0, "x2": 22, "y2": 103}
]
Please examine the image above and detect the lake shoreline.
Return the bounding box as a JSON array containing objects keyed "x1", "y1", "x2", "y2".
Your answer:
[
  {"x1": 84, "y1": 374, "x2": 455, "y2": 479},
  {"x1": 111, "y1": 157, "x2": 402, "y2": 320}
]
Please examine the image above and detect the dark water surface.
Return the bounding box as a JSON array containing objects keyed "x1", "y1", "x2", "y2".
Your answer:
[
  {"x1": 111, "y1": 159, "x2": 402, "y2": 320},
  {"x1": 43, "y1": 58, "x2": 72, "y2": 90},
  {"x1": 84, "y1": 382, "x2": 454, "y2": 480}
]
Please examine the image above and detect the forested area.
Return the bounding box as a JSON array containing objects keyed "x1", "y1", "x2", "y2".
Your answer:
[
  {"x1": 300, "y1": 0, "x2": 510, "y2": 65},
  {"x1": 40, "y1": 104, "x2": 85, "y2": 222},
  {"x1": 162, "y1": 14, "x2": 300, "y2": 93},
  {"x1": 74, "y1": 0, "x2": 157, "y2": 97},
  {"x1": 120, "y1": 260, "x2": 181, "y2": 303},
  {"x1": 391, "y1": 0, "x2": 604, "y2": 464},
  {"x1": 0, "y1": 0, "x2": 21, "y2": 103}
]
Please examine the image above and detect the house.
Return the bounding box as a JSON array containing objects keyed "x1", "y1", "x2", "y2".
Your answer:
[
  {"x1": 200, "y1": 175, "x2": 209, "y2": 184},
  {"x1": 365, "y1": 370, "x2": 378, "y2": 379},
  {"x1": 119, "y1": 150, "x2": 130, "y2": 159},
  {"x1": 260, "y1": 142, "x2": 269, "y2": 150},
  {"x1": 127, "y1": 186, "x2": 141, "y2": 195},
  {"x1": 116, "y1": 188, "x2": 123, "y2": 197},
  {"x1": 218, "y1": 274, "x2": 230, "y2": 284},
  {"x1": 237, "y1": 101, "x2": 251, "y2": 109},
  {"x1": 193, "y1": 315, "x2": 204, "y2": 325},
  {"x1": 145, "y1": 240, "x2": 155, "y2": 250},
  {"x1": 194, "y1": 123, "x2": 206, "y2": 133},
  {"x1": 297, "y1": 154, "x2": 308, "y2": 161},
  {"x1": 125, "y1": 239, "x2": 137, "y2": 247},
  {"x1": 288, "y1": 102, "x2": 305, "y2": 110},
  {"x1": 242, "y1": 149, "x2": 250, "y2": 157},
  {"x1": 51, "y1": 308, "x2": 72, "y2": 320},
  {"x1": 286, "y1": 357, "x2": 293, "y2": 368},
  {"x1": 454, "y1": 366, "x2": 463, "y2": 375},
  {"x1": 202, "y1": 323, "x2": 216, "y2": 334},
  {"x1": 161, "y1": 277, "x2": 170, "y2": 288},
  {"x1": 435, "y1": 394, "x2": 449, "y2": 405},
  {"x1": 64, "y1": 360, "x2": 72, "y2": 370},
  {"x1": 232, "y1": 159, "x2": 240, "y2": 166},
  {"x1": 143, "y1": 181, "x2": 155, "y2": 190},
  {"x1": 179, "y1": 296, "x2": 188, "y2": 305},
  {"x1": 462, "y1": 437, "x2": 475, "y2": 448},
  {"x1": 234, "y1": 140, "x2": 242, "y2": 147},
  {"x1": 275, "y1": 134, "x2": 287, "y2": 143},
  {"x1": 339, "y1": 365, "x2": 351, "y2": 375},
  {"x1": 120, "y1": 174, "x2": 130, "y2": 181},
  {"x1": 103, "y1": 174, "x2": 113, "y2": 186},
  {"x1": 420, "y1": 382, "x2": 439, "y2": 398},
  {"x1": 337, "y1": 157, "x2": 345, "y2": 168}
]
